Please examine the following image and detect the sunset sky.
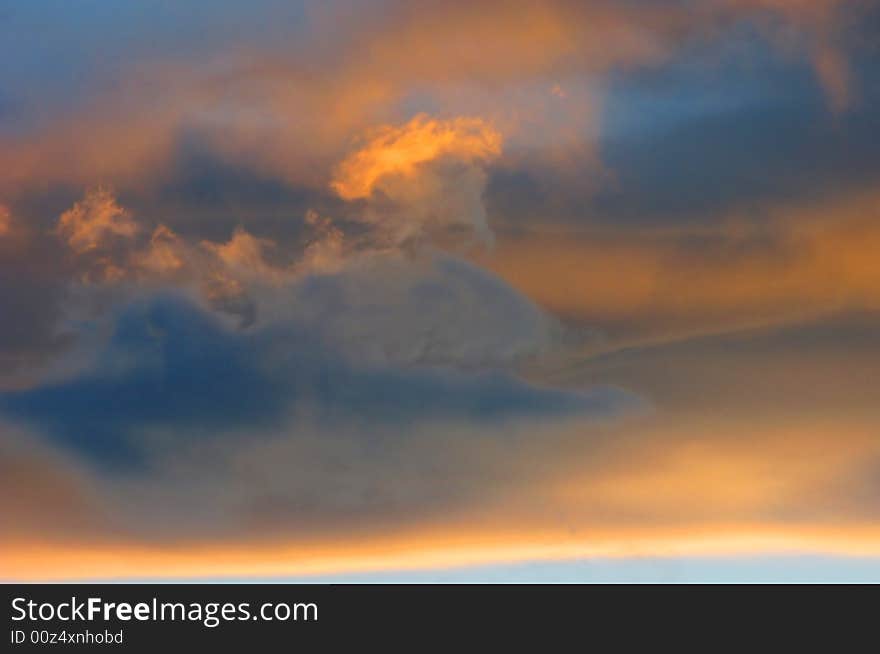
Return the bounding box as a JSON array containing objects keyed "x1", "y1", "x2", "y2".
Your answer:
[{"x1": 2, "y1": 0, "x2": 880, "y2": 582}]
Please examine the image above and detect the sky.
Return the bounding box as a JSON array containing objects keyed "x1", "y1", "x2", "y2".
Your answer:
[{"x1": 1, "y1": 0, "x2": 879, "y2": 582}]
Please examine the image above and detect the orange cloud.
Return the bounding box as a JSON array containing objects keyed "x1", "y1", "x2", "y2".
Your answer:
[
  {"x1": 0, "y1": 205, "x2": 10, "y2": 237},
  {"x1": 56, "y1": 187, "x2": 138, "y2": 254},
  {"x1": 330, "y1": 114, "x2": 503, "y2": 246},
  {"x1": 331, "y1": 114, "x2": 501, "y2": 200},
  {"x1": 200, "y1": 228, "x2": 279, "y2": 278},
  {"x1": 547, "y1": 416, "x2": 880, "y2": 523},
  {"x1": 132, "y1": 225, "x2": 188, "y2": 277},
  {"x1": 477, "y1": 189, "x2": 880, "y2": 346}
]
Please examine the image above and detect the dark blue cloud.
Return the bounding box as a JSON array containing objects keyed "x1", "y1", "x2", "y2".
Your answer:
[
  {"x1": 595, "y1": 76, "x2": 880, "y2": 223},
  {"x1": 129, "y1": 138, "x2": 334, "y2": 245},
  {"x1": 0, "y1": 293, "x2": 634, "y2": 467},
  {"x1": 488, "y1": 29, "x2": 880, "y2": 230}
]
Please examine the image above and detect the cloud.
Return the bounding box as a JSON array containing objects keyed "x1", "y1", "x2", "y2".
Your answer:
[
  {"x1": 0, "y1": 292, "x2": 636, "y2": 546},
  {"x1": 331, "y1": 115, "x2": 502, "y2": 200},
  {"x1": 274, "y1": 253, "x2": 563, "y2": 368},
  {"x1": 0, "y1": 214, "x2": 77, "y2": 391},
  {"x1": 0, "y1": 421, "x2": 106, "y2": 542},
  {"x1": 45, "y1": 123, "x2": 556, "y2": 359},
  {"x1": 2, "y1": 0, "x2": 879, "y2": 580},
  {"x1": 2, "y1": 154, "x2": 618, "y2": 476},
  {"x1": 49, "y1": 187, "x2": 294, "y2": 325},
  {"x1": 0, "y1": 121, "x2": 559, "y2": 389},
  {"x1": 56, "y1": 187, "x2": 139, "y2": 253},
  {"x1": 0, "y1": 0, "x2": 871, "y2": 195},
  {"x1": 4, "y1": 310, "x2": 880, "y2": 578},
  {"x1": 331, "y1": 114, "x2": 502, "y2": 246},
  {"x1": 0, "y1": 206, "x2": 10, "y2": 237},
  {"x1": 722, "y1": 0, "x2": 866, "y2": 111},
  {"x1": 2, "y1": 270, "x2": 880, "y2": 578},
  {"x1": 478, "y1": 188, "x2": 880, "y2": 347}
]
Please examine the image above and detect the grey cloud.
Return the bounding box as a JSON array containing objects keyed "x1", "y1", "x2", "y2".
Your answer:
[
  {"x1": 0, "y1": 289, "x2": 638, "y2": 541},
  {"x1": 262, "y1": 252, "x2": 564, "y2": 369}
]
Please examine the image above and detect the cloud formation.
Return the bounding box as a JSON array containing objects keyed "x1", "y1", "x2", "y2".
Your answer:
[
  {"x1": 37, "y1": 108, "x2": 543, "y2": 365},
  {"x1": 331, "y1": 115, "x2": 501, "y2": 201},
  {"x1": 332, "y1": 114, "x2": 502, "y2": 246},
  {"x1": 0, "y1": 206, "x2": 10, "y2": 237},
  {"x1": 5, "y1": 309, "x2": 880, "y2": 580},
  {"x1": 57, "y1": 187, "x2": 139, "y2": 254},
  {"x1": 0, "y1": 0, "x2": 871, "y2": 194},
  {"x1": 480, "y1": 188, "x2": 880, "y2": 347},
  {"x1": 1, "y1": 0, "x2": 879, "y2": 580}
]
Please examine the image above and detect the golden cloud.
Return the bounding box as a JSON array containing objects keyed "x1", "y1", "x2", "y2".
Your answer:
[
  {"x1": 0, "y1": 205, "x2": 10, "y2": 237},
  {"x1": 56, "y1": 187, "x2": 139, "y2": 254},
  {"x1": 477, "y1": 189, "x2": 880, "y2": 346},
  {"x1": 331, "y1": 114, "x2": 501, "y2": 200}
]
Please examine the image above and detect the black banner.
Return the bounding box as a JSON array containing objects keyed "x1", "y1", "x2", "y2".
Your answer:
[{"x1": 2, "y1": 584, "x2": 874, "y2": 650}]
